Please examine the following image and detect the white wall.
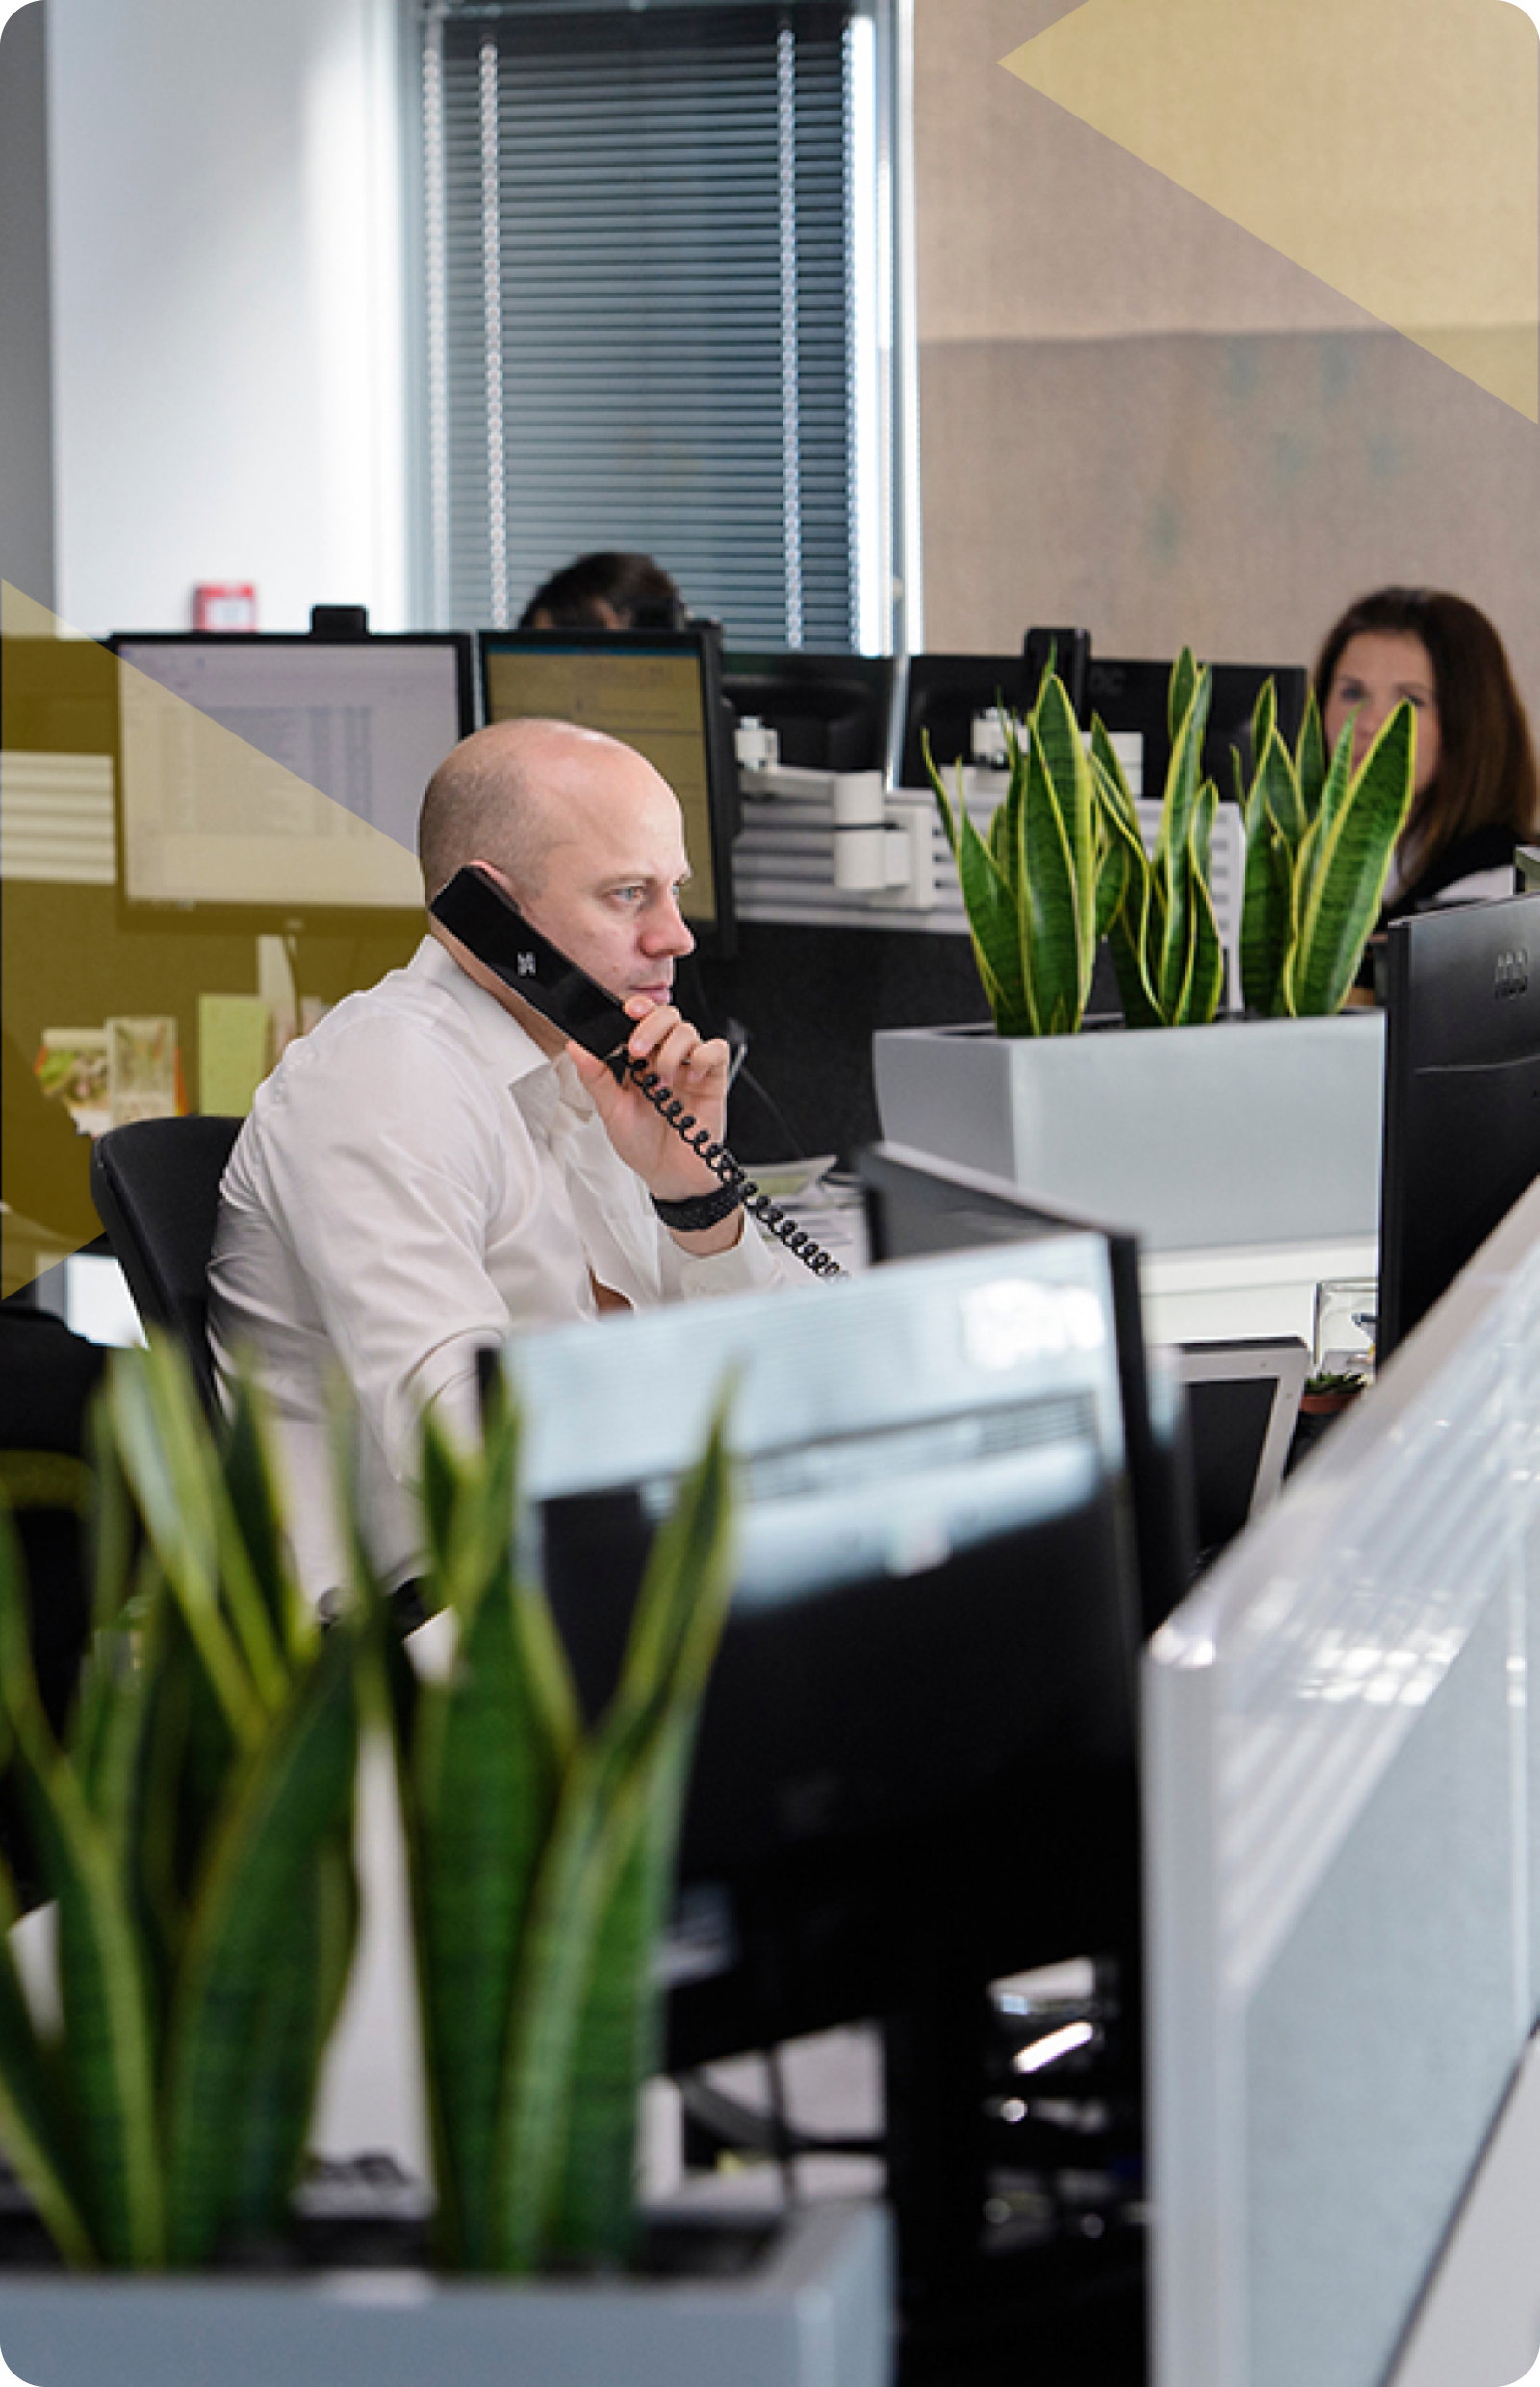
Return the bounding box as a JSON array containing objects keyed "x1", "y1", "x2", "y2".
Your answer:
[{"x1": 46, "y1": 0, "x2": 411, "y2": 635}]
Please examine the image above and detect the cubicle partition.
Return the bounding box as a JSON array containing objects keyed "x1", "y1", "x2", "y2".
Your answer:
[{"x1": 1146, "y1": 1173, "x2": 1540, "y2": 2387}]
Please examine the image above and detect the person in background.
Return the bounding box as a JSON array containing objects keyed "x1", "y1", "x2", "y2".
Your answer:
[
  {"x1": 1316, "y1": 587, "x2": 1540, "y2": 924},
  {"x1": 517, "y1": 551, "x2": 687, "y2": 633}
]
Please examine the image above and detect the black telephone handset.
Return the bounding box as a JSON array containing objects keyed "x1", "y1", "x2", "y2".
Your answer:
[{"x1": 430, "y1": 866, "x2": 842, "y2": 1278}]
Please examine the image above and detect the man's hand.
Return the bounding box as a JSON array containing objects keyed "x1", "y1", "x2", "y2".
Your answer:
[{"x1": 565, "y1": 996, "x2": 734, "y2": 1207}]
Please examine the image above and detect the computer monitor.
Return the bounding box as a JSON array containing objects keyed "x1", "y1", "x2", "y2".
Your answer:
[
  {"x1": 111, "y1": 631, "x2": 474, "y2": 919},
  {"x1": 896, "y1": 653, "x2": 1030, "y2": 788},
  {"x1": 860, "y1": 1140, "x2": 1196, "y2": 1635},
  {"x1": 1377, "y1": 891, "x2": 1540, "y2": 1360},
  {"x1": 504, "y1": 1235, "x2": 1142, "y2": 2042},
  {"x1": 478, "y1": 624, "x2": 738, "y2": 955},
  {"x1": 1176, "y1": 1338, "x2": 1308, "y2": 1565},
  {"x1": 722, "y1": 649, "x2": 897, "y2": 776},
  {"x1": 1084, "y1": 656, "x2": 1309, "y2": 801}
]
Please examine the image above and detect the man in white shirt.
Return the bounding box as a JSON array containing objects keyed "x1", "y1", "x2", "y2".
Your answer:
[{"x1": 208, "y1": 716, "x2": 796, "y2": 1603}]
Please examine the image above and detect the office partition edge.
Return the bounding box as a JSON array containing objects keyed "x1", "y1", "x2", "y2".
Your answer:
[{"x1": 1146, "y1": 1171, "x2": 1540, "y2": 2387}]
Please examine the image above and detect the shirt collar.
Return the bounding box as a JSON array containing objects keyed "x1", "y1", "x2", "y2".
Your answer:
[
  {"x1": 404, "y1": 936, "x2": 601, "y2": 1124},
  {"x1": 405, "y1": 933, "x2": 553, "y2": 1091}
]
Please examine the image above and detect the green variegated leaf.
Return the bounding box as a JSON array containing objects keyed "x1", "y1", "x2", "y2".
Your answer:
[
  {"x1": 1311, "y1": 708, "x2": 1357, "y2": 860},
  {"x1": 0, "y1": 1513, "x2": 98, "y2": 2266},
  {"x1": 1031, "y1": 674, "x2": 1096, "y2": 1005},
  {"x1": 1297, "y1": 688, "x2": 1327, "y2": 816},
  {"x1": 1157, "y1": 661, "x2": 1213, "y2": 877},
  {"x1": 1256, "y1": 722, "x2": 1308, "y2": 849},
  {"x1": 493, "y1": 1409, "x2": 735, "y2": 2273},
  {"x1": 1090, "y1": 716, "x2": 1139, "y2": 833},
  {"x1": 1240, "y1": 811, "x2": 1294, "y2": 1017},
  {"x1": 1096, "y1": 832, "x2": 1129, "y2": 942},
  {"x1": 1190, "y1": 779, "x2": 1217, "y2": 885},
  {"x1": 927, "y1": 741, "x2": 1032, "y2": 1033},
  {"x1": 1287, "y1": 702, "x2": 1416, "y2": 1015},
  {"x1": 1252, "y1": 678, "x2": 1277, "y2": 766},
  {"x1": 1018, "y1": 723, "x2": 1084, "y2": 1036},
  {"x1": 163, "y1": 1623, "x2": 359, "y2": 2267},
  {"x1": 1168, "y1": 646, "x2": 1199, "y2": 745},
  {"x1": 1173, "y1": 852, "x2": 1224, "y2": 1025},
  {"x1": 105, "y1": 1351, "x2": 266, "y2": 1751}
]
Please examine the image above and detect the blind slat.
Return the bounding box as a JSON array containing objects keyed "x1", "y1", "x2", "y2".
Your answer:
[{"x1": 425, "y1": 2, "x2": 857, "y2": 645}]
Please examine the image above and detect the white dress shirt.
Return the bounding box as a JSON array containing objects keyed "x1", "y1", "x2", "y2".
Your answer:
[{"x1": 208, "y1": 937, "x2": 791, "y2": 1600}]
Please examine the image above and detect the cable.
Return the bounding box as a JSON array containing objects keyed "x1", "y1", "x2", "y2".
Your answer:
[{"x1": 622, "y1": 1058, "x2": 844, "y2": 1277}]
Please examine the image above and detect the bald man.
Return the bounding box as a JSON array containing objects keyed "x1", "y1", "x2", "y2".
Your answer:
[{"x1": 208, "y1": 719, "x2": 796, "y2": 1605}]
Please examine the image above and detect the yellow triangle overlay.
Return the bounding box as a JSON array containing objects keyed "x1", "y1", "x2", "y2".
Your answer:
[
  {"x1": 1001, "y1": 0, "x2": 1540, "y2": 421},
  {"x1": 2, "y1": 584, "x2": 421, "y2": 1294}
]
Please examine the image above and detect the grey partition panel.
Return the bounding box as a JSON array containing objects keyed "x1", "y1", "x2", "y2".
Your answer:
[{"x1": 1147, "y1": 1175, "x2": 1540, "y2": 2387}]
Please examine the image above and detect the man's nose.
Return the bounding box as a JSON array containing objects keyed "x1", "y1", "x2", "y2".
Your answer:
[{"x1": 643, "y1": 895, "x2": 695, "y2": 958}]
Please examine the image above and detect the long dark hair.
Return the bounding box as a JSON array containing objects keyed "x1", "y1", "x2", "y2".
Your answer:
[{"x1": 1314, "y1": 588, "x2": 1539, "y2": 879}]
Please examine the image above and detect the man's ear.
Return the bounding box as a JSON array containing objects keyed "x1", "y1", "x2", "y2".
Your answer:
[{"x1": 466, "y1": 858, "x2": 518, "y2": 901}]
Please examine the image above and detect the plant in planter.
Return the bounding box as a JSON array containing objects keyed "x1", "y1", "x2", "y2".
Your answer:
[
  {"x1": 930, "y1": 652, "x2": 1418, "y2": 1035},
  {"x1": 926, "y1": 670, "x2": 1098, "y2": 1036},
  {"x1": 0, "y1": 1340, "x2": 736, "y2": 2278}
]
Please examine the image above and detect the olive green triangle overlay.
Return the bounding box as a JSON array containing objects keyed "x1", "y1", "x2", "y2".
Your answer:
[
  {"x1": 1000, "y1": 0, "x2": 1540, "y2": 422},
  {"x1": 2, "y1": 584, "x2": 420, "y2": 1292}
]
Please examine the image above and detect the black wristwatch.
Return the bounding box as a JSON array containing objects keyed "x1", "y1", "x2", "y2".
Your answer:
[{"x1": 651, "y1": 1182, "x2": 744, "y2": 1233}]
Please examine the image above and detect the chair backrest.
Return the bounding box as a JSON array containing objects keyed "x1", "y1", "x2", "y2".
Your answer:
[{"x1": 90, "y1": 1116, "x2": 243, "y2": 1409}]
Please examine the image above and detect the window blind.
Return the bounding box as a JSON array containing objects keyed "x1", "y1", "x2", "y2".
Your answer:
[{"x1": 423, "y1": 0, "x2": 859, "y2": 646}]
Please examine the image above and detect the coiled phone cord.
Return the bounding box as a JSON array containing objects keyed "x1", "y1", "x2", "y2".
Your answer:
[{"x1": 624, "y1": 1059, "x2": 845, "y2": 1278}]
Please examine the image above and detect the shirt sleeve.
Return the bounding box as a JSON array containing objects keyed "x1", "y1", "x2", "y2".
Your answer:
[
  {"x1": 666, "y1": 1209, "x2": 820, "y2": 1299},
  {"x1": 235, "y1": 1008, "x2": 519, "y2": 1482}
]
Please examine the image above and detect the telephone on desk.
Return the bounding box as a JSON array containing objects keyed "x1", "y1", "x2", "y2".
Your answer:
[{"x1": 429, "y1": 865, "x2": 843, "y2": 1278}]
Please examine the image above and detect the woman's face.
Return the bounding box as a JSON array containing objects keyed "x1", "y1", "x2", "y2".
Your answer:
[{"x1": 1323, "y1": 630, "x2": 1441, "y2": 797}]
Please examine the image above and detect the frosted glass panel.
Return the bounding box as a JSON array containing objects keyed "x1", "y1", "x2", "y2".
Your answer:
[{"x1": 1149, "y1": 1175, "x2": 1540, "y2": 2387}]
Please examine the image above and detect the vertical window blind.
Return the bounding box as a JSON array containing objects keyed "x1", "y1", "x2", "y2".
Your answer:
[{"x1": 422, "y1": 0, "x2": 860, "y2": 647}]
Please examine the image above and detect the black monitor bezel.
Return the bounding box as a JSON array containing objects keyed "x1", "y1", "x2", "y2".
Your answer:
[
  {"x1": 1084, "y1": 655, "x2": 1309, "y2": 803},
  {"x1": 1378, "y1": 891, "x2": 1540, "y2": 1360},
  {"x1": 107, "y1": 629, "x2": 475, "y2": 936},
  {"x1": 896, "y1": 652, "x2": 1030, "y2": 789},
  {"x1": 476, "y1": 621, "x2": 739, "y2": 958},
  {"x1": 722, "y1": 647, "x2": 899, "y2": 779},
  {"x1": 859, "y1": 1140, "x2": 1196, "y2": 1636}
]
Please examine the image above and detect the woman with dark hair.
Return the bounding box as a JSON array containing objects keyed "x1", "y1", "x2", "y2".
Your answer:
[
  {"x1": 1315, "y1": 587, "x2": 1539, "y2": 923},
  {"x1": 517, "y1": 551, "x2": 687, "y2": 633}
]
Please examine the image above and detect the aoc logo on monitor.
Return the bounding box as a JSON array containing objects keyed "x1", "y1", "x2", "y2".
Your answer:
[{"x1": 1493, "y1": 947, "x2": 1530, "y2": 1001}]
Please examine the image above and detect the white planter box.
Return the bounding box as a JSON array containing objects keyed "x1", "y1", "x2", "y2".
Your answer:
[
  {"x1": 0, "y1": 2201, "x2": 890, "y2": 2387},
  {"x1": 873, "y1": 1015, "x2": 1387, "y2": 1254}
]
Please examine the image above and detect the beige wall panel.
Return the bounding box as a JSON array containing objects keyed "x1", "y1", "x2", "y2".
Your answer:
[
  {"x1": 919, "y1": 327, "x2": 1540, "y2": 718},
  {"x1": 914, "y1": 0, "x2": 1371, "y2": 344},
  {"x1": 914, "y1": 0, "x2": 1540, "y2": 726}
]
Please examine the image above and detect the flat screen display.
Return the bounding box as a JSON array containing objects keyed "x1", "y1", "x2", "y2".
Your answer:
[
  {"x1": 478, "y1": 626, "x2": 736, "y2": 953},
  {"x1": 112, "y1": 633, "x2": 473, "y2": 913}
]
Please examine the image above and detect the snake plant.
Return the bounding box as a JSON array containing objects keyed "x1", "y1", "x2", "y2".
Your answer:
[
  {"x1": 0, "y1": 1343, "x2": 735, "y2": 2274},
  {"x1": 1240, "y1": 681, "x2": 1416, "y2": 1016},
  {"x1": 933, "y1": 647, "x2": 1415, "y2": 1033},
  {"x1": 0, "y1": 1344, "x2": 359, "y2": 2269},
  {"x1": 1090, "y1": 649, "x2": 1224, "y2": 1028},
  {"x1": 380, "y1": 1364, "x2": 736, "y2": 2274},
  {"x1": 926, "y1": 669, "x2": 1098, "y2": 1036}
]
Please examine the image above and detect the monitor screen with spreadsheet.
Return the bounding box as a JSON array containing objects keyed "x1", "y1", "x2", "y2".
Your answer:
[{"x1": 111, "y1": 632, "x2": 473, "y2": 919}]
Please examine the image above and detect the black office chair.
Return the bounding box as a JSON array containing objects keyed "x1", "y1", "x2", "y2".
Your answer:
[{"x1": 90, "y1": 1116, "x2": 243, "y2": 1413}]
